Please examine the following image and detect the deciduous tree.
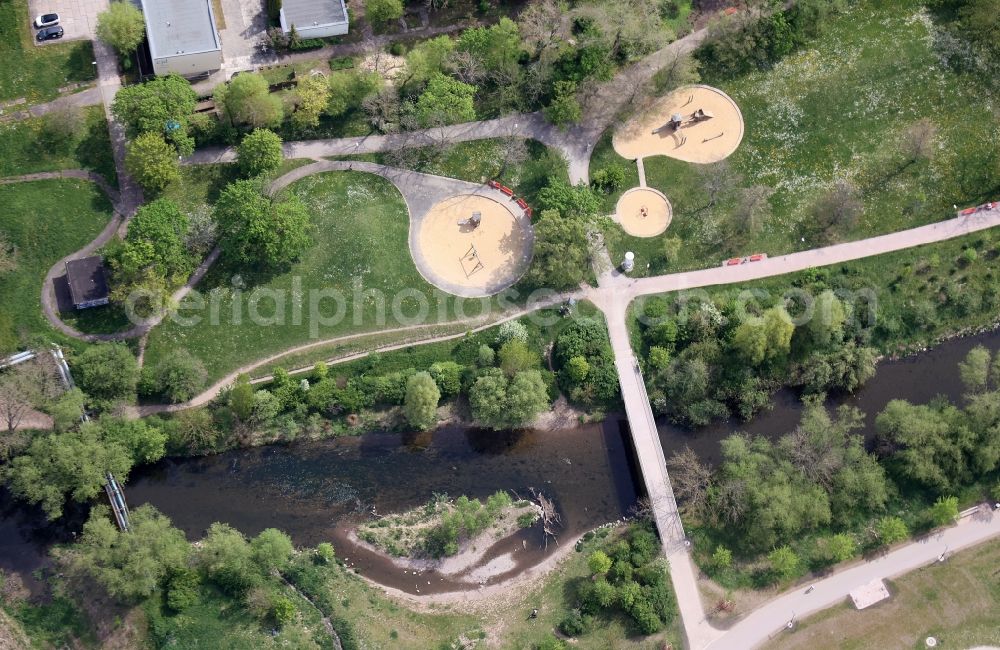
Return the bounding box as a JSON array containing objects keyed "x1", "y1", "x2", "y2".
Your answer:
[
  {"x1": 525, "y1": 211, "x2": 590, "y2": 290},
  {"x1": 215, "y1": 74, "x2": 283, "y2": 129},
  {"x1": 74, "y1": 343, "x2": 139, "y2": 409},
  {"x1": 214, "y1": 180, "x2": 311, "y2": 267},
  {"x1": 404, "y1": 371, "x2": 440, "y2": 431},
  {"x1": 96, "y1": 1, "x2": 146, "y2": 54},
  {"x1": 365, "y1": 0, "x2": 404, "y2": 25},
  {"x1": 237, "y1": 128, "x2": 284, "y2": 177},
  {"x1": 125, "y1": 133, "x2": 180, "y2": 192},
  {"x1": 69, "y1": 504, "x2": 189, "y2": 600}
]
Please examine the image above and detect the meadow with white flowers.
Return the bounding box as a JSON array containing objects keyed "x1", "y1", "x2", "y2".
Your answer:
[{"x1": 596, "y1": 0, "x2": 1000, "y2": 276}]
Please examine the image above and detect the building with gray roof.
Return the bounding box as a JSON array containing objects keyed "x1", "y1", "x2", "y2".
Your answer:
[
  {"x1": 280, "y1": 0, "x2": 349, "y2": 39},
  {"x1": 141, "y1": 0, "x2": 223, "y2": 77}
]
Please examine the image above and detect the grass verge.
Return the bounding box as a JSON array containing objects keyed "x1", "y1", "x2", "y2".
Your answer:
[
  {"x1": 771, "y1": 538, "x2": 1000, "y2": 650},
  {"x1": 0, "y1": 179, "x2": 115, "y2": 353},
  {"x1": 0, "y1": 106, "x2": 116, "y2": 184},
  {"x1": 0, "y1": 0, "x2": 96, "y2": 102}
]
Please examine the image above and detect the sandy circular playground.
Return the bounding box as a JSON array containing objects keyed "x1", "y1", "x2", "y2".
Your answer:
[
  {"x1": 415, "y1": 194, "x2": 533, "y2": 297},
  {"x1": 615, "y1": 187, "x2": 672, "y2": 237},
  {"x1": 613, "y1": 85, "x2": 744, "y2": 163}
]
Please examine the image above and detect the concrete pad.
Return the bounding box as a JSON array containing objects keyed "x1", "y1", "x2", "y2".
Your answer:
[{"x1": 849, "y1": 578, "x2": 891, "y2": 609}]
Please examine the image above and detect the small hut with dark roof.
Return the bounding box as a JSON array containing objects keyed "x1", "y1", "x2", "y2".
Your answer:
[{"x1": 65, "y1": 256, "x2": 110, "y2": 309}]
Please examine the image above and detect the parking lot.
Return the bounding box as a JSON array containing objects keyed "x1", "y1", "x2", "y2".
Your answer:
[{"x1": 28, "y1": 0, "x2": 106, "y2": 44}]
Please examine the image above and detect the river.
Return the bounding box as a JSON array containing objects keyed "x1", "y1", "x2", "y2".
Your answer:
[{"x1": 1, "y1": 328, "x2": 997, "y2": 595}]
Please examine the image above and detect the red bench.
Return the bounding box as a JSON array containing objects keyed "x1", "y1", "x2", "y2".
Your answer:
[
  {"x1": 525, "y1": 207, "x2": 533, "y2": 219},
  {"x1": 499, "y1": 185, "x2": 514, "y2": 197},
  {"x1": 516, "y1": 198, "x2": 528, "y2": 209},
  {"x1": 488, "y1": 180, "x2": 501, "y2": 189},
  {"x1": 725, "y1": 258, "x2": 742, "y2": 266},
  {"x1": 960, "y1": 207, "x2": 977, "y2": 216},
  {"x1": 748, "y1": 253, "x2": 766, "y2": 262}
]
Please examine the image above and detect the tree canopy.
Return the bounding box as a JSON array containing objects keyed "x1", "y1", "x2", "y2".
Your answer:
[
  {"x1": 125, "y1": 132, "x2": 181, "y2": 192},
  {"x1": 215, "y1": 74, "x2": 284, "y2": 129},
  {"x1": 237, "y1": 129, "x2": 284, "y2": 177},
  {"x1": 214, "y1": 180, "x2": 311, "y2": 267},
  {"x1": 404, "y1": 371, "x2": 440, "y2": 430},
  {"x1": 74, "y1": 343, "x2": 140, "y2": 409},
  {"x1": 112, "y1": 75, "x2": 198, "y2": 155},
  {"x1": 414, "y1": 73, "x2": 476, "y2": 127},
  {"x1": 3, "y1": 421, "x2": 136, "y2": 519},
  {"x1": 70, "y1": 504, "x2": 189, "y2": 601},
  {"x1": 96, "y1": 1, "x2": 146, "y2": 54}
]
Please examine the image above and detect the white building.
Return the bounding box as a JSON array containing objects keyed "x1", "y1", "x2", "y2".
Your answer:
[
  {"x1": 141, "y1": 0, "x2": 223, "y2": 77},
  {"x1": 280, "y1": 0, "x2": 350, "y2": 39}
]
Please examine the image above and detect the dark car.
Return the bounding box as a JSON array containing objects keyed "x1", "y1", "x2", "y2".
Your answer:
[{"x1": 36, "y1": 25, "x2": 63, "y2": 41}]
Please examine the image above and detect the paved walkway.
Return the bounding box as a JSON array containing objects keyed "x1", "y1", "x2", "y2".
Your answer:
[
  {"x1": 623, "y1": 207, "x2": 1000, "y2": 301},
  {"x1": 713, "y1": 508, "x2": 1000, "y2": 649},
  {"x1": 0, "y1": 87, "x2": 102, "y2": 122}
]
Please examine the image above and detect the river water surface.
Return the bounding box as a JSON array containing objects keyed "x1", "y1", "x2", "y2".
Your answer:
[{"x1": 1, "y1": 329, "x2": 997, "y2": 594}]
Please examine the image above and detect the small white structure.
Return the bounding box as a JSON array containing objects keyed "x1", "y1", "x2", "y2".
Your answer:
[
  {"x1": 849, "y1": 578, "x2": 891, "y2": 609},
  {"x1": 280, "y1": 0, "x2": 349, "y2": 39},
  {"x1": 141, "y1": 0, "x2": 223, "y2": 77},
  {"x1": 622, "y1": 251, "x2": 635, "y2": 273}
]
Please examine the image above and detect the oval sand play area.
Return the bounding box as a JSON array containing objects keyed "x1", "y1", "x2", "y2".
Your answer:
[
  {"x1": 613, "y1": 85, "x2": 744, "y2": 163},
  {"x1": 414, "y1": 194, "x2": 533, "y2": 297},
  {"x1": 615, "y1": 188, "x2": 672, "y2": 237}
]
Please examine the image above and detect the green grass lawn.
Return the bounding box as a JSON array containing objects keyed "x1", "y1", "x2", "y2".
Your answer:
[
  {"x1": 771, "y1": 538, "x2": 1000, "y2": 650},
  {"x1": 0, "y1": 179, "x2": 115, "y2": 354},
  {"x1": 595, "y1": 0, "x2": 1000, "y2": 277},
  {"x1": 0, "y1": 0, "x2": 96, "y2": 103},
  {"x1": 143, "y1": 170, "x2": 510, "y2": 383},
  {"x1": 0, "y1": 106, "x2": 115, "y2": 184}
]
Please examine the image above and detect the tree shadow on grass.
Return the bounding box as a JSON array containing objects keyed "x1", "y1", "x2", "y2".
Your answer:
[
  {"x1": 75, "y1": 117, "x2": 118, "y2": 188},
  {"x1": 63, "y1": 41, "x2": 97, "y2": 84}
]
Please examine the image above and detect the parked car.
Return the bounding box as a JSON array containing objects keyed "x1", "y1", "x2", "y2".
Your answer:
[
  {"x1": 33, "y1": 13, "x2": 59, "y2": 28},
  {"x1": 36, "y1": 25, "x2": 64, "y2": 41}
]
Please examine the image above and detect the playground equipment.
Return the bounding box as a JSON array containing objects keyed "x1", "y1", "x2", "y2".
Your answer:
[
  {"x1": 457, "y1": 211, "x2": 482, "y2": 229},
  {"x1": 461, "y1": 244, "x2": 485, "y2": 277}
]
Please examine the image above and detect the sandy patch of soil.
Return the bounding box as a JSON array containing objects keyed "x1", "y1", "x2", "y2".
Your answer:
[
  {"x1": 615, "y1": 187, "x2": 672, "y2": 237},
  {"x1": 349, "y1": 531, "x2": 586, "y2": 615},
  {"x1": 415, "y1": 194, "x2": 532, "y2": 296},
  {"x1": 614, "y1": 85, "x2": 744, "y2": 163}
]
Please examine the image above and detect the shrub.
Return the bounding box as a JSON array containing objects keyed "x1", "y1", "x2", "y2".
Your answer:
[
  {"x1": 315, "y1": 542, "x2": 335, "y2": 564},
  {"x1": 711, "y1": 545, "x2": 733, "y2": 570},
  {"x1": 875, "y1": 516, "x2": 909, "y2": 546},
  {"x1": 496, "y1": 320, "x2": 528, "y2": 346},
  {"x1": 591, "y1": 163, "x2": 627, "y2": 193},
  {"x1": 477, "y1": 345, "x2": 496, "y2": 367},
  {"x1": 428, "y1": 361, "x2": 463, "y2": 397},
  {"x1": 558, "y1": 609, "x2": 589, "y2": 636},
  {"x1": 926, "y1": 496, "x2": 959, "y2": 527},
  {"x1": 165, "y1": 567, "x2": 200, "y2": 612},
  {"x1": 271, "y1": 596, "x2": 296, "y2": 628},
  {"x1": 587, "y1": 550, "x2": 612, "y2": 575},
  {"x1": 768, "y1": 545, "x2": 800, "y2": 580}
]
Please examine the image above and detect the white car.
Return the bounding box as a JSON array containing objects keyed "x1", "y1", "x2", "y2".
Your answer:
[{"x1": 34, "y1": 13, "x2": 59, "y2": 28}]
